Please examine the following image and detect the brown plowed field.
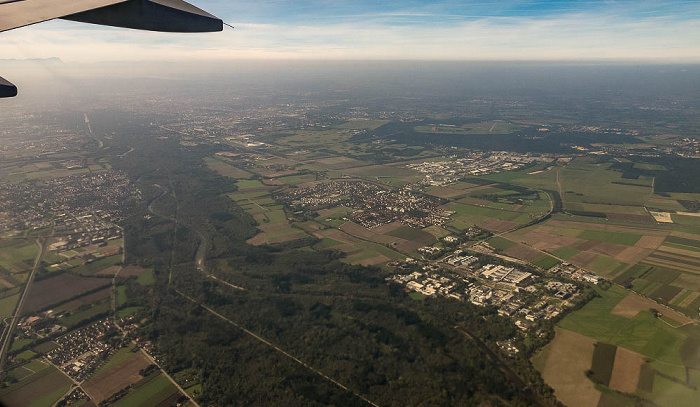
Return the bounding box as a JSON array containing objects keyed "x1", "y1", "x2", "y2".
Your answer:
[
  {"x1": 635, "y1": 236, "x2": 667, "y2": 250},
  {"x1": 504, "y1": 244, "x2": 543, "y2": 262},
  {"x1": 59, "y1": 288, "x2": 112, "y2": 312},
  {"x1": 393, "y1": 240, "x2": 425, "y2": 254},
  {"x1": 83, "y1": 352, "x2": 151, "y2": 402},
  {"x1": 371, "y1": 222, "x2": 403, "y2": 234},
  {"x1": 615, "y1": 247, "x2": 652, "y2": 263},
  {"x1": 611, "y1": 292, "x2": 693, "y2": 324},
  {"x1": 590, "y1": 242, "x2": 628, "y2": 257},
  {"x1": 521, "y1": 228, "x2": 582, "y2": 251},
  {"x1": 569, "y1": 251, "x2": 600, "y2": 268},
  {"x1": 478, "y1": 218, "x2": 517, "y2": 232},
  {"x1": 576, "y1": 240, "x2": 601, "y2": 251},
  {"x1": 535, "y1": 327, "x2": 601, "y2": 407},
  {"x1": 23, "y1": 274, "x2": 111, "y2": 314},
  {"x1": 340, "y1": 222, "x2": 394, "y2": 244},
  {"x1": 608, "y1": 347, "x2": 645, "y2": 394},
  {"x1": 118, "y1": 266, "x2": 148, "y2": 277}
]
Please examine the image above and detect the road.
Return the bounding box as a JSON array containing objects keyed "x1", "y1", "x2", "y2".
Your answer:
[
  {"x1": 176, "y1": 289, "x2": 379, "y2": 407},
  {"x1": 0, "y1": 236, "x2": 49, "y2": 379},
  {"x1": 84, "y1": 113, "x2": 104, "y2": 148},
  {"x1": 151, "y1": 175, "x2": 373, "y2": 405},
  {"x1": 111, "y1": 227, "x2": 126, "y2": 315},
  {"x1": 107, "y1": 221, "x2": 200, "y2": 407},
  {"x1": 555, "y1": 166, "x2": 563, "y2": 203},
  {"x1": 135, "y1": 342, "x2": 200, "y2": 407}
]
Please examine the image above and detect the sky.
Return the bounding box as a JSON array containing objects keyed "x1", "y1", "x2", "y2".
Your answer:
[{"x1": 1, "y1": 0, "x2": 700, "y2": 63}]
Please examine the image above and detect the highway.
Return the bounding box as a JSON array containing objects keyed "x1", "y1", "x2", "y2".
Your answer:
[{"x1": 0, "y1": 236, "x2": 48, "y2": 379}]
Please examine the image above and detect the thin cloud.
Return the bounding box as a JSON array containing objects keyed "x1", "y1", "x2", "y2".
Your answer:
[{"x1": 0, "y1": 8, "x2": 698, "y2": 62}]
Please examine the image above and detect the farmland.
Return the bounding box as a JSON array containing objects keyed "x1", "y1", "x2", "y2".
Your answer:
[
  {"x1": 83, "y1": 348, "x2": 152, "y2": 402},
  {"x1": 225, "y1": 178, "x2": 310, "y2": 246},
  {"x1": 531, "y1": 327, "x2": 601, "y2": 407},
  {"x1": 111, "y1": 373, "x2": 180, "y2": 407},
  {"x1": 203, "y1": 156, "x2": 253, "y2": 179},
  {"x1": 0, "y1": 240, "x2": 38, "y2": 274},
  {"x1": 22, "y1": 273, "x2": 111, "y2": 314},
  {"x1": 543, "y1": 285, "x2": 700, "y2": 406},
  {"x1": 0, "y1": 361, "x2": 72, "y2": 407}
]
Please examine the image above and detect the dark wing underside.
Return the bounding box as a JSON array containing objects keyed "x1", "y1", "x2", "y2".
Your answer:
[{"x1": 0, "y1": 0, "x2": 223, "y2": 33}]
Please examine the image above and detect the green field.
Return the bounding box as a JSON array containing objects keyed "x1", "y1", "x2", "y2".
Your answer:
[
  {"x1": 116, "y1": 285, "x2": 127, "y2": 307},
  {"x1": 532, "y1": 255, "x2": 560, "y2": 269},
  {"x1": 341, "y1": 241, "x2": 404, "y2": 264},
  {"x1": 116, "y1": 306, "x2": 141, "y2": 319},
  {"x1": 558, "y1": 285, "x2": 686, "y2": 365},
  {"x1": 277, "y1": 173, "x2": 317, "y2": 186},
  {"x1": 136, "y1": 270, "x2": 155, "y2": 285},
  {"x1": 481, "y1": 164, "x2": 552, "y2": 185},
  {"x1": 0, "y1": 294, "x2": 19, "y2": 320},
  {"x1": 315, "y1": 238, "x2": 343, "y2": 249},
  {"x1": 560, "y1": 157, "x2": 654, "y2": 206},
  {"x1": 234, "y1": 179, "x2": 266, "y2": 190},
  {"x1": 386, "y1": 226, "x2": 435, "y2": 244},
  {"x1": 203, "y1": 157, "x2": 252, "y2": 179},
  {"x1": 551, "y1": 246, "x2": 580, "y2": 259},
  {"x1": 488, "y1": 236, "x2": 516, "y2": 251},
  {"x1": 89, "y1": 346, "x2": 139, "y2": 379},
  {"x1": 60, "y1": 300, "x2": 110, "y2": 328},
  {"x1": 577, "y1": 230, "x2": 642, "y2": 245},
  {"x1": 588, "y1": 256, "x2": 627, "y2": 276},
  {"x1": 0, "y1": 240, "x2": 38, "y2": 272},
  {"x1": 112, "y1": 373, "x2": 179, "y2": 407},
  {"x1": 446, "y1": 202, "x2": 524, "y2": 222},
  {"x1": 71, "y1": 255, "x2": 122, "y2": 275}
]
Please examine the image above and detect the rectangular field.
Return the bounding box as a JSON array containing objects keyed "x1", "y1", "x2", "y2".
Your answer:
[
  {"x1": 112, "y1": 373, "x2": 180, "y2": 407},
  {"x1": 531, "y1": 327, "x2": 601, "y2": 407},
  {"x1": 0, "y1": 240, "x2": 38, "y2": 273},
  {"x1": 0, "y1": 363, "x2": 72, "y2": 407},
  {"x1": 23, "y1": 273, "x2": 111, "y2": 314},
  {"x1": 83, "y1": 350, "x2": 152, "y2": 402}
]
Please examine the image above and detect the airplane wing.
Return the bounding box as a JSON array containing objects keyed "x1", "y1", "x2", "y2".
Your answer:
[
  {"x1": 0, "y1": 0, "x2": 223, "y2": 33},
  {"x1": 0, "y1": 0, "x2": 223, "y2": 97}
]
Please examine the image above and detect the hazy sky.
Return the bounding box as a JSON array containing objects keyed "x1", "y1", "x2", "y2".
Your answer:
[{"x1": 1, "y1": 0, "x2": 699, "y2": 62}]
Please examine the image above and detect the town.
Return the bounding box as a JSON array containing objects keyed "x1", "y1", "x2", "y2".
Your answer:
[
  {"x1": 406, "y1": 151, "x2": 554, "y2": 186},
  {"x1": 278, "y1": 180, "x2": 450, "y2": 228},
  {"x1": 388, "y1": 248, "x2": 595, "y2": 336}
]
